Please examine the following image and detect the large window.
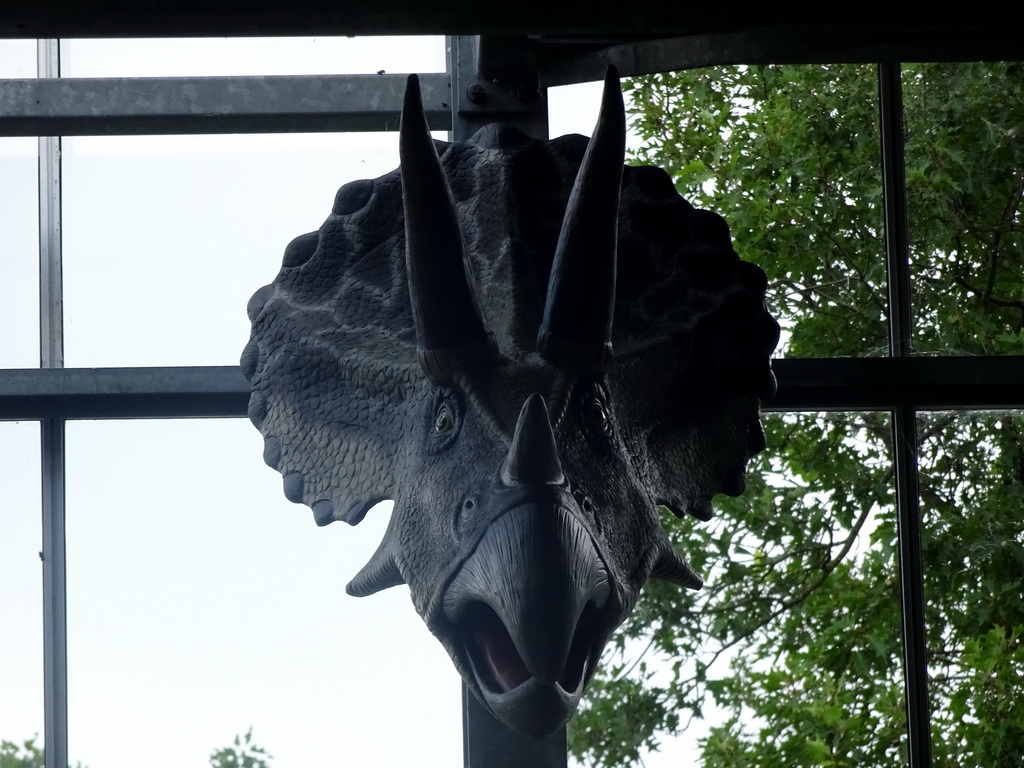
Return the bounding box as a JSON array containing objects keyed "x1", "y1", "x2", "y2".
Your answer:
[
  {"x1": 569, "y1": 61, "x2": 1024, "y2": 768},
  {"x1": 2, "y1": 37, "x2": 465, "y2": 768},
  {"x1": 2, "y1": 36, "x2": 1021, "y2": 768}
]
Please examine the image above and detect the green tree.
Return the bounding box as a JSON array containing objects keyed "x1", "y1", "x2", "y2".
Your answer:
[
  {"x1": 0, "y1": 731, "x2": 272, "y2": 768},
  {"x1": 0, "y1": 738, "x2": 44, "y2": 768},
  {"x1": 0, "y1": 737, "x2": 86, "y2": 768},
  {"x1": 569, "y1": 62, "x2": 1024, "y2": 767},
  {"x1": 209, "y1": 728, "x2": 272, "y2": 768}
]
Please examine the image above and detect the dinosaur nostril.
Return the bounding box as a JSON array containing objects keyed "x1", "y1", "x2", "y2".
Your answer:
[
  {"x1": 573, "y1": 490, "x2": 595, "y2": 515},
  {"x1": 457, "y1": 496, "x2": 479, "y2": 534}
]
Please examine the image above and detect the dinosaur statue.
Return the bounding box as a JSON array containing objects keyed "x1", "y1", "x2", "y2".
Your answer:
[{"x1": 242, "y1": 68, "x2": 779, "y2": 738}]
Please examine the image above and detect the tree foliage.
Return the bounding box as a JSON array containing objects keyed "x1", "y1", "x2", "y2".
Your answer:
[
  {"x1": 209, "y1": 728, "x2": 272, "y2": 768},
  {"x1": 569, "y1": 62, "x2": 1024, "y2": 767},
  {"x1": 0, "y1": 738, "x2": 86, "y2": 768},
  {"x1": 0, "y1": 738, "x2": 46, "y2": 768},
  {"x1": 0, "y1": 731, "x2": 271, "y2": 768}
]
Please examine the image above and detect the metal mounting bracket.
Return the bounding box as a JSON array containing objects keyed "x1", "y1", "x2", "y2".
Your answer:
[{"x1": 447, "y1": 35, "x2": 548, "y2": 141}]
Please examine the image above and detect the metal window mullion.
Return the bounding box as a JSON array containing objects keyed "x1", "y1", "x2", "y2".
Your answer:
[
  {"x1": 38, "y1": 37, "x2": 69, "y2": 768},
  {"x1": 39, "y1": 418, "x2": 67, "y2": 768},
  {"x1": 879, "y1": 61, "x2": 932, "y2": 768},
  {"x1": 38, "y1": 46, "x2": 63, "y2": 370},
  {"x1": 463, "y1": 683, "x2": 566, "y2": 768},
  {"x1": 880, "y1": 62, "x2": 913, "y2": 359},
  {"x1": 892, "y1": 405, "x2": 929, "y2": 765}
]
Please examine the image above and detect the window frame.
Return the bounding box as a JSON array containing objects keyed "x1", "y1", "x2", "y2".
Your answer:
[{"x1": 2, "y1": 37, "x2": 1021, "y2": 768}]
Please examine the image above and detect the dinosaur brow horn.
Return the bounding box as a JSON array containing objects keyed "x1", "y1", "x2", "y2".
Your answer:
[
  {"x1": 401, "y1": 74, "x2": 497, "y2": 384},
  {"x1": 537, "y1": 66, "x2": 625, "y2": 373}
]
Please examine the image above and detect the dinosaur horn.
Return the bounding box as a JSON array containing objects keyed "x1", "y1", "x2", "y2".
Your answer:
[
  {"x1": 649, "y1": 539, "x2": 703, "y2": 590},
  {"x1": 347, "y1": 524, "x2": 405, "y2": 597},
  {"x1": 537, "y1": 66, "x2": 625, "y2": 373},
  {"x1": 501, "y1": 394, "x2": 565, "y2": 487},
  {"x1": 401, "y1": 74, "x2": 496, "y2": 384}
]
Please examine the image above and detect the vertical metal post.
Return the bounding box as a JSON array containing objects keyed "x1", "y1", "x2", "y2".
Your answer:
[
  {"x1": 37, "y1": 37, "x2": 69, "y2": 768},
  {"x1": 40, "y1": 418, "x2": 67, "y2": 768},
  {"x1": 463, "y1": 684, "x2": 567, "y2": 768},
  {"x1": 879, "y1": 63, "x2": 913, "y2": 360},
  {"x1": 448, "y1": 35, "x2": 562, "y2": 767},
  {"x1": 447, "y1": 35, "x2": 474, "y2": 142},
  {"x1": 879, "y1": 61, "x2": 932, "y2": 768},
  {"x1": 446, "y1": 35, "x2": 548, "y2": 142}
]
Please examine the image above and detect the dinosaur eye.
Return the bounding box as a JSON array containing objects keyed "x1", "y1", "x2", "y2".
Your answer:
[
  {"x1": 435, "y1": 404, "x2": 455, "y2": 434},
  {"x1": 584, "y1": 398, "x2": 610, "y2": 435},
  {"x1": 428, "y1": 394, "x2": 462, "y2": 454}
]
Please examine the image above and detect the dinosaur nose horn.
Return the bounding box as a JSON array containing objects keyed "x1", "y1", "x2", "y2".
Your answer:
[{"x1": 502, "y1": 394, "x2": 565, "y2": 486}]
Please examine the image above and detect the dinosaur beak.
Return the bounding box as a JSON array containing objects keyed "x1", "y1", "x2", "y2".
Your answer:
[
  {"x1": 442, "y1": 395, "x2": 613, "y2": 737},
  {"x1": 443, "y1": 501, "x2": 611, "y2": 737}
]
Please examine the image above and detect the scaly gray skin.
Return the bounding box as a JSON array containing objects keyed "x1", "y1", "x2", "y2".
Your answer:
[{"x1": 241, "y1": 70, "x2": 779, "y2": 738}]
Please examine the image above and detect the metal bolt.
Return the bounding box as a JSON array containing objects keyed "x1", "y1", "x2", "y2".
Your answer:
[
  {"x1": 466, "y1": 83, "x2": 486, "y2": 104},
  {"x1": 514, "y1": 83, "x2": 537, "y2": 103}
]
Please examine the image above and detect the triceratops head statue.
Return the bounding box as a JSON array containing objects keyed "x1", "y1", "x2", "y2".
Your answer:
[{"x1": 242, "y1": 69, "x2": 779, "y2": 737}]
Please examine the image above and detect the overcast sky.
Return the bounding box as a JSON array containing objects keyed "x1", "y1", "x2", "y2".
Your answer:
[{"x1": 0, "y1": 36, "x2": 704, "y2": 768}]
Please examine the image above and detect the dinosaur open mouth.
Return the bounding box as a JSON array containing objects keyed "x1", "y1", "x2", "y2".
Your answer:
[
  {"x1": 464, "y1": 603, "x2": 531, "y2": 692},
  {"x1": 461, "y1": 600, "x2": 602, "y2": 695},
  {"x1": 441, "y1": 500, "x2": 613, "y2": 736}
]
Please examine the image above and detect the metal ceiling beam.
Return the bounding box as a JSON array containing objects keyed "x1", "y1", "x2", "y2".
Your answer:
[
  {"x1": 0, "y1": 4, "x2": 985, "y2": 38},
  {"x1": 0, "y1": 73, "x2": 451, "y2": 136},
  {"x1": 2, "y1": 357, "x2": 1024, "y2": 421},
  {"x1": 538, "y1": 30, "x2": 1024, "y2": 86}
]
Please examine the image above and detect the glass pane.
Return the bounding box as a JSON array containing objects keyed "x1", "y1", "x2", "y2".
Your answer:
[
  {"x1": 626, "y1": 64, "x2": 887, "y2": 357},
  {"x1": 0, "y1": 422, "x2": 43, "y2": 750},
  {"x1": 918, "y1": 411, "x2": 1024, "y2": 765},
  {"x1": 0, "y1": 39, "x2": 35, "y2": 77},
  {"x1": 62, "y1": 36, "x2": 445, "y2": 77},
  {"x1": 549, "y1": 81, "x2": 606, "y2": 140},
  {"x1": 0, "y1": 137, "x2": 40, "y2": 369},
  {"x1": 62, "y1": 132, "x2": 405, "y2": 367},
  {"x1": 571, "y1": 412, "x2": 905, "y2": 767},
  {"x1": 66, "y1": 419, "x2": 460, "y2": 768},
  {"x1": 905, "y1": 62, "x2": 1024, "y2": 356}
]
